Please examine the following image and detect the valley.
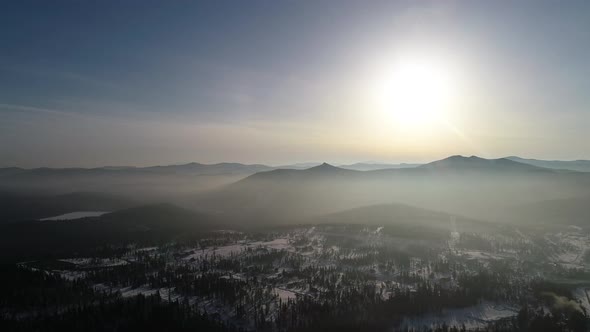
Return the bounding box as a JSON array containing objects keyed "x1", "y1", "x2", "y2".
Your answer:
[{"x1": 1, "y1": 156, "x2": 589, "y2": 331}]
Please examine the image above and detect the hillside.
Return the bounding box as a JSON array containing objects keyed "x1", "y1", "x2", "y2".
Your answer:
[
  {"x1": 242, "y1": 163, "x2": 358, "y2": 182},
  {"x1": 506, "y1": 156, "x2": 590, "y2": 172},
  {"x1": 313, "y1": 203, "x2": 501, "y2": 239},
  {"x1": 0, "y1": 162, "x2": 266, "y2": 199},
  {"x1": 98, "y1": 203, "x2": 218, "y2": 231},
  {"x1": 419, "y1": 155, "x2": 551, "y2": 173},
  {"x1": 0, "y1": 192, "x2": 135, "y2": 223},
  {"x1": 0, "y1": 203, "x2": 219, "y2": 263},
  {"x1": 191, "y1": 156, "x2": 590, "y2": 224},
  {"x1": 505, "y1": 196, "x2": 590, "y2": 226}
]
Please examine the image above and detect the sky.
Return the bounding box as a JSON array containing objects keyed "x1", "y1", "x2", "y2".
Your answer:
[{"x1": 1, "y1": 0, "x2": 590, "y2": 167}]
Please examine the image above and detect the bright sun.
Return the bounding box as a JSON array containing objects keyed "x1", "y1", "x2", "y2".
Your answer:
[{"x1": 373, "y1": 58, "x2": 455, "y2": 130}]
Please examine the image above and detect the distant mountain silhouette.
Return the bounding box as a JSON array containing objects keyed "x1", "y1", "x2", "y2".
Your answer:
[
  {"x1": 1, "y1": 156, "x2": 559, "y2": 187},
  {"x1": 0, "y1": 162, "x2": 273, "y2": 177},
  {"x1": 241, "y1": 162, "x2": 358, "y2": 183},
  {"x1": 419, "y1": 155, "x2": 551, "y2": 173},
  {"x1": 302, "y1": 162, "x2": 355, "y2": 175},
  {"x1": 308, "y1": 162, "x2": 339, "y2": 171},
  {"x1": 4, "y1": 156, "x2": 590, "y2": 227},
  {"x1": 190, "y1": 155, "x2": 590, "y2": 224},
  {"x1": 0, "y1": 162, "x2": 273, "y2": 199},
  {"x1": 506, "y1": 156, "x2": 590, "y2": 172},
  {"x1": 277, "y1": 162, "x2": 422, "y2": 171},
  {"x1": 276, "y1": 162, "x2": 322, "y2": 170}
]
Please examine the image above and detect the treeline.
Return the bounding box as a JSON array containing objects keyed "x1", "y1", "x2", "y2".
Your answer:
[
  {"x1": 0, "y1": 265, "x2": 112, "y2": 319},
  {"x1": 1, "y1": 294, "x2": 241, "y2": 332},
  {"x1": 274, "y1": 282, "x2": 486, "y2": 331},
  {"x1": 4, "y1": 254, "x2": 588, "y2": 332},
  {"x1": 69, "y1": 249, "x2": 528, "y2": 330}
]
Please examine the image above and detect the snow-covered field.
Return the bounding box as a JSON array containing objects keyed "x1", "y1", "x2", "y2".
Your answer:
[
  {"x1": 59, "y1": 257, "x2": 128, "y2": 268},
  {"x1": 182, "y1": 238, "x2": 293, "y2": 260},
  {"x1": 273, "y1": 288, "x2": 298, "y2": 301},
  {"x1": 461, "y1": 250, "x2": 515, "y2": 261}
]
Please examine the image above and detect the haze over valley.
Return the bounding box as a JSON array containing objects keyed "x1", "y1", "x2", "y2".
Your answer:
[
  {"x1": 2, "y1": 1, "x2": 590, "y2": 331},
  {"x1": 2, "y1": 155, "x2": 590, "y2": 331}
]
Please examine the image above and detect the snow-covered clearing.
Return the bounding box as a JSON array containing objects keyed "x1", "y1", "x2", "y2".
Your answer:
[
  {"x1": 182, "y1": 238, "x2": 293, "y2": 260},
  {"x1": 274, "y1": 288, "x2": 298, "y2": 301},
  {"x1": 59, "y1": 258, "x2": 128, "y2": 268}
]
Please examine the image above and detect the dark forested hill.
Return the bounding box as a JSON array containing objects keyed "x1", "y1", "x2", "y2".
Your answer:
[
  {"x1": 0, "y1": 192, "x2": 135, "y2": 223},
  {"x1": 0, "y1": 203, "x2": 219, "y2": 263}
]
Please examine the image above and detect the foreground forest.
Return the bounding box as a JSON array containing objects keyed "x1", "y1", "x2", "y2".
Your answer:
[{"x1": 1, "y1": 221, "x2": 588, "y2": 331}]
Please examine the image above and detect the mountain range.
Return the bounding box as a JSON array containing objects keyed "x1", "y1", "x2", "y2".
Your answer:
[
  {"x1": 2, "y1": 155, "x2": 590, "y2": 227},
  {"x1": 188, "y1": 155, "x2": 590, "y2": 225},
  {"x1": 3, "y1": 155, "x2": 586, "y2": 179},
  {"x1": 505, "y1": 156, "x2": 590, "y2": 172}
]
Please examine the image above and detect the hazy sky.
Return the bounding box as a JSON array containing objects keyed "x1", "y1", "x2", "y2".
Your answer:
[{"x1": 2, "y1": 1, "x2": 590, "y2": 167}]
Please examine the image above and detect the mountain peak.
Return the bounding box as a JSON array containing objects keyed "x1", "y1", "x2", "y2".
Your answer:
[
  {"x1": 446, "y1": 155, "x2": 483, "y2": 161},
  {"x1": 420, "y1": 155, "x2": 549, "y2": 172},
  {"x1": 440, "y1": 155, "x2": 506, "y2": 163},
  {"x1": 236, "y1": 161, "x2": 354, "y2": 184},
  {"x1": 306, "y1": 162, "x2": 340, "y2": 172}
]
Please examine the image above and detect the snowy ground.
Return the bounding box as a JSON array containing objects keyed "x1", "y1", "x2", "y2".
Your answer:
[
  {"x1": 273, "y1": 287, "x2": 298, "y2": 301},
  {"x1": 59, "y1": 257, "x2": 128, "y2": 268},
  {"x1": 549, "y1": 231, "x2": 590, "y2": 269},
  {"x1": 182, "y1": 238, "x2": 293, "y2": 260},
  {"x1": 460, "y1": 250, "x2": 515, "y2": 261}
]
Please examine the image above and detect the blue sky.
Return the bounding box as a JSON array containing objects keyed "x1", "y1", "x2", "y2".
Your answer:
[{"x1": 1, "y1": 1, "x2": 590, "y2": 167}]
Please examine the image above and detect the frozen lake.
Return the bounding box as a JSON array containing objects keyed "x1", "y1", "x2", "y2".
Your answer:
[{"x1": 40, "y1": 211, "x2": 109, "y2": 221}]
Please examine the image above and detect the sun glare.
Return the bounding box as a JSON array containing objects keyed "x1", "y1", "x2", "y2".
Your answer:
[{"x1": 373, "y1": 58, "x2": 455, "y2": 131}]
